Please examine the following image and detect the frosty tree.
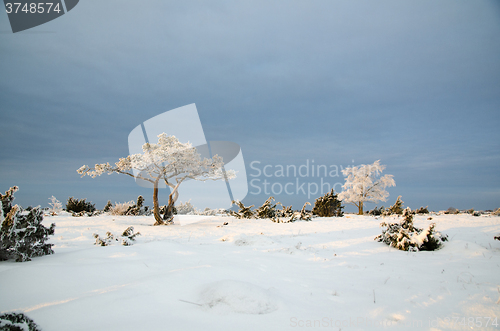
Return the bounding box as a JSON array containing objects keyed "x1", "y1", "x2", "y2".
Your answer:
[
  {"x1": 338, "y1": 160, "x2": 395, "y2": 215},
  {"x1": 78, "y1": 133, "x2": 235, "y2": 225}
]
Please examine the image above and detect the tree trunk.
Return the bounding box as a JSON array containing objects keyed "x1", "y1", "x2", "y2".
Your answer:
[
  {"x1": 161, "y1": 178, "x2": 182, "y2": 225},
  {"x1": 358, "y1": 201, "x2": 364, "y2": 215},
  {"x1": 162, "y1": 193, "x2": 175, "y2": 224},
  {"x1": 152, "y1": 177, "x2": 164, "y2": 226}
]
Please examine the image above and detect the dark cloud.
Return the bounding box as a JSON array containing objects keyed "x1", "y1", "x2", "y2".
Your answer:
[{"x1": 1, "y1": 0, "x2": 499, "y2": 211}]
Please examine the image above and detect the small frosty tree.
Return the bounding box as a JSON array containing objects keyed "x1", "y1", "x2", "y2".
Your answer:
[
  {"x1": 48, "y1": 196, "x2": 63, "y2": 215},
  {"x1": 78, "y1": 133, "x2": 235, "y2": 225},
  {"x1": 338, "y1": 160, "x2": 395, "y2": 215}
]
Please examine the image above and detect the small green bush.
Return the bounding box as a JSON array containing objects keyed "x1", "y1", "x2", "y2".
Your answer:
[
  {"x1": 385, "y1": 196, "x2": 404, "y2": 215},
  {"x1": 414, "y1": 206, "x2": 429, "y2": 214},
  {"x1": 369, "y1": 206, "x2": 385, "y2": 216},
  {"x1": 66, "y1": 197, "x2": 96, "y2": 214},
  {"x1": 312, "y1": 189, "x2": 344, "y2": 217}
]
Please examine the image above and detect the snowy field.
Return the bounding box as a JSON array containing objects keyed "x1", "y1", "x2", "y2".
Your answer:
[{"x1": 1, "y1": 213, "x2": 499, "y2": 331}]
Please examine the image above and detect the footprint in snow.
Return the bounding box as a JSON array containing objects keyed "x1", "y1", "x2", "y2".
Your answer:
[{"x1": 198, "y1": 280, "x2": 280, "y2": 315}]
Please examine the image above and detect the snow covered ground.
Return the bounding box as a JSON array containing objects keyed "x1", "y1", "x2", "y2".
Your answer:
[{"x1": 1, "y1": 213, "x2": 499, "y2": 330}]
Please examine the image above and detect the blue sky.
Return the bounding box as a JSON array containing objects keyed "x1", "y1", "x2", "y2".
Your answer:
[{"x1": 1, "y1": 0, "x2": 499, "y2": 213}]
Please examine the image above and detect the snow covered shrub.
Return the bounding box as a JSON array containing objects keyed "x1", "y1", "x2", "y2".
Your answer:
[
  {"x1": 159, "y1": 205, "x2": 175, "y2": 220},
  {"x1": 271, "y1": 202, "x2": 312, "y2": 223},
  {"x1": 93, "y1": 232, "x2": 116, "y2": 246},
  {"x1": 369, "y1": 206, "x2": 385, "y2": 216},
  {"x1": 65, "y1": 197, "x2": 96, "y2": 215},
  {"x1": 94, "y1": 227, "x2": 141, "y2": 246},
  {"x1": 255, "y1": 197, "x2": 278, "y2": 219},
  {"x1": 0, "y1": 312, "x2": 41, "y2": 331},
  {"x1": 298, "y1": 202, "x2": 312, "y2": 221},
  {"x1": 312, "y1": 189, "x2": 344, "y2": 217},
  {"x1": 106, "y1": 196, "x2": 150, "y2": 216},
  {"x1": 1, "y1": 186, "x2": 17, "y2": 218},
  {"x1": 385, "y1": 196, "x2": 404, "y2": 215},
  {"x1": 375, "y1": 207, "x2": 448, "y2": 251},
  {"x1": 492, "y1": 208, "x2": 500, "y2": 216},
  {"x1": 467, "y1": 209, "x2": 481, "y2": 217},
  {"x1": 103, "y1": 200, "x2": 113, "y2": 212},
  {"x1": 229, "y1": 200, "x2": 255, "y2": 219},
  {"x1": 125, "y1": 195, "x2": 150, "y2": 215},
  {"x1": 414, "y1": 206, "x2": 429, "y2": 214},
  {"x1": 229, "y1": 198, "x2": 312, "y2": 223},
  {"x1": 276, "y1": 204, "x2": 294, "y2": 218},
  {"x1": 121, "y1": 226, "x2": 141, "y2": 246},
  {"x1": 110, "y1": 201, "x2": 135, "y2": 215},
  {"x1": 444, "y1": 207, "x2": 459, "y2": 214},
  {"x1": 175, "y1": 200, "x2": 197, "y2": 215},
  {"x1": 1, "y1": 187, "x2": 55, "y2": 262},
  {"x1": 48, "y1": 196, "x2": 63, "y2": 215},
  {"x1": 197, "y1": 207, "x2": 226, "y2": 216}
]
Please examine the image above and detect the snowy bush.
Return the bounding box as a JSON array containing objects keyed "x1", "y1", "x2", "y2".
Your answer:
[
  {"x1": 110, "y1": 201, "x2": 135, "y2": 215},
  {"x1": 0, "y1": 312, "x2": 41, "y2": 331},
  {"x1": 48, "y1": 196, "x2": 63, "y2": 215},
  {"x1": 444, "y1": 207, "x2": 459, "y2": 214},
  {"x1": 93, "y1": 226, "x2": 141, "y2": 246},
  {"x1": 120, "y1": 226, "x2": 141, "y2": 246},
  {"x1": 414, "y1": 206, "x2": 429, "y2": 214},
  {"x1": 197, "y1": 207, "x2": 227, "y2": 216},
  {"x1": 229, "y1": 200, "x2": 255, "y2": 219},
  {"x1": 375, "y1": 207, "x2": 448, "y2": 251},
  {"x1": 271, "y1": 202, "x2": 312, "y2": 223},
  {"x1": 298, "y1": 202, "x2": 312, "y2": 221},
  {"x1": 105, "y1": 196, "x2": 150, "y2": 216},
  {"x1": 65, "y1": 197, "x2": 96, "y2": 216},
  {"x1": 384, "y1": 196, "x2": 404, "y2": 215},
  {"x1": 255, "y1": 197, "x2": 278, "y2": 219},
  {"x1": 229, "y1": 198, "x2": 312, "y2": 223},
  {"x1": 175, "y1": 200, "x2": 197, "y2": 215},
  {"x1": 103, "y1": 200, "x2": 113, "y2": 212},
  {"x1": 312, "y1": 189, "x2": 344, "y2": 217},
  {"x1": 369, "y1": 206, "x2": 385, "y2": 216},
  {"x1": 93, "y1": 232, "x2": 116, "y2": 246},
  {"x1": 125, "y1": 196, "x2": 150, "y2": 216},
  {"x1": 467, "y1": 209, "x2": 481, "y2": 217},
  {"x1": 1, "y1": 187, "x2": 55, "y2": 262},
  {"x1": 491, "y1": 208, "x2": 500, "y2": 216}
]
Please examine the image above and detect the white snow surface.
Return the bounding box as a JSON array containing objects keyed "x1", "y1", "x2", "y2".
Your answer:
[{"x1": 1, "y1": 213, "x2": 499, "y2": 330}]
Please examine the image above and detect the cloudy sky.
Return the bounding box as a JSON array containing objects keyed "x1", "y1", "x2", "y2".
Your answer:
[{"x1": 1, "y1": 0, "x2": 499, "y2": 212}]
